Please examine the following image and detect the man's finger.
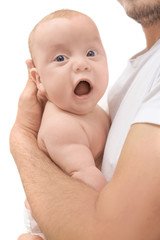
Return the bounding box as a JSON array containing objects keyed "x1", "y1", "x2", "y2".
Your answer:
[
  {"x1": 25, "y1": 59, "x2": 35, "y2": 81},
  {"x1": 26, "y1": 59, "x2": 34, "y2": 71},
  {"x1": 19, "y1": 78, "x2": 37, "y2": 105},
  {"x1": 18, "y1": 233, "x2": 43, "y2": 240}
]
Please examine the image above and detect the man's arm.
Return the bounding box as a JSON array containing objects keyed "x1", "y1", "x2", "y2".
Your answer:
[
  {"x1": 10, "y1": 68, "x2": 160, "y2": 239},
  {"x1": 11, "y1": 116, "x2": 160, "y2": 240}
]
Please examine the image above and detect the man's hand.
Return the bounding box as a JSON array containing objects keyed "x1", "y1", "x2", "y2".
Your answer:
[
  {"x1": 12, "y1": 59, "x2": 46, "y2": 137},
  {"x1": 10, "y1": 60, "x2": 47, "y2": 240}
]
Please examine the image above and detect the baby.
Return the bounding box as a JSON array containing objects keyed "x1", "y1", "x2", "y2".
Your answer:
[{"x1": 25, "y1": 9, "x2": 110, "y2": 239}]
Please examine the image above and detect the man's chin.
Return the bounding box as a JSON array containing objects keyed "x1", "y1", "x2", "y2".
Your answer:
[{"x1": 125, "y1": 3, "x2": 160, "y2": 27}]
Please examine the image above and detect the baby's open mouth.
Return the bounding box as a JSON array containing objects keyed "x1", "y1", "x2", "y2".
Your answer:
[{"x1": 74, "y1": 81, "x2": 91, "y2": 96}]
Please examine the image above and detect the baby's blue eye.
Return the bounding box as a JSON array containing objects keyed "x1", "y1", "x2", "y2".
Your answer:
[
  {"x1": 56, "y1": 55, "x2": 66, "y2": 62},
  {"x1": 87, "y1": 50, "x2": 97, "y2": 57}
]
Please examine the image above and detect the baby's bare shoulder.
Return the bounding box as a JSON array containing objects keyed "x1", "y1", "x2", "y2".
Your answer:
[{"x1": 94, "y1": 105, "x2": 110, "y2": 131}]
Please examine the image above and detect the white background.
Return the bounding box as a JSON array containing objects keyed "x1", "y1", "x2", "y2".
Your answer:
[{"x1": 0, "y1": 0, "x2": 145, "y2": 239}]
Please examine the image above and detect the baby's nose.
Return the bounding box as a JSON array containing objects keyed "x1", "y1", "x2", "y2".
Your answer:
[{"x1": 73, "y1": 59, "x2": 91, "y2": 73}]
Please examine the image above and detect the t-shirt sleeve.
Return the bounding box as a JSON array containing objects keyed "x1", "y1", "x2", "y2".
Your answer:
[{"x1": 132, "y1": 80, "x2": 160, "y2": 125}]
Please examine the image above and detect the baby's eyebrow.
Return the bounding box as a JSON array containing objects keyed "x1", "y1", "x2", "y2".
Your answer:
[
  {"x1": 49, "y1": 43, "x2": 71, "y2": 53},
  {"x1": 52, "y1": 43, "x2": 66, "y2": 49}
]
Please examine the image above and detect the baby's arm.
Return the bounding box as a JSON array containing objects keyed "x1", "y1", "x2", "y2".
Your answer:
[{"x1": 38, "y1": 115, "x2": 107, "y2": 192}]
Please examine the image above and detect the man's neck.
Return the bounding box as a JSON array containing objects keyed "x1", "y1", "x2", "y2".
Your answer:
[{"x1": 143, "y1": 21, "x2": 160, "y2": 50}]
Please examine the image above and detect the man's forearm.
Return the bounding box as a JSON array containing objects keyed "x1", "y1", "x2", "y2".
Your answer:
[{"x1": 10, "y1": 126, "x2": 99, "y2": 240}]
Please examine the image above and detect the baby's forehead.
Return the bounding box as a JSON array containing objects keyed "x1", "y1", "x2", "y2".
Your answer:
[{"x1": 34, "y1": 15, "x2": 98, "y2": 40}]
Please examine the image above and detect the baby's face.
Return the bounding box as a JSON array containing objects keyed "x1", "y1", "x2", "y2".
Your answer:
[{"x1": 33, "y1": 15, "x2": 108, "y2": 115}]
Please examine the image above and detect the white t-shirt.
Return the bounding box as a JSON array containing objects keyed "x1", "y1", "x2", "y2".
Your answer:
[{"x1": 102, "y1": 40, "x2": 160, "y2": 182}]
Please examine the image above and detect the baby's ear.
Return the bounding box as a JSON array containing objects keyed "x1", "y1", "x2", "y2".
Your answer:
[
  {"x1": 30, "y1": 67, "x2": 40, "y2": 86},
  {"x1": 30, "y1": 68, "x2": 46, "y2": 97}
]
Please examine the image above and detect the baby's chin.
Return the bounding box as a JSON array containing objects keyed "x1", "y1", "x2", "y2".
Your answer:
[{"x1": 65, "y1": 104, "x2": 96, "y2": 116}]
